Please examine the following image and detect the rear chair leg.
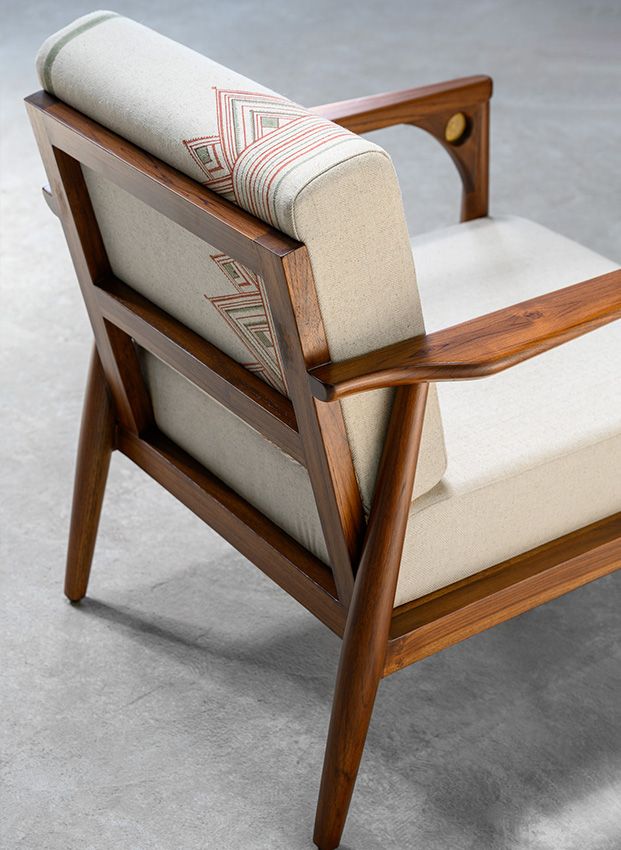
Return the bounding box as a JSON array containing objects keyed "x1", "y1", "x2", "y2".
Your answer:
[{"x1": 64, "y1": 344, "x2": 115, "y2": 601}]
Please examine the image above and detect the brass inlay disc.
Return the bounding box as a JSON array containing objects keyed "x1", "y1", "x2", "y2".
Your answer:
[{"x1": 445, "y1": 112, "x2": 467, "y2": 143}]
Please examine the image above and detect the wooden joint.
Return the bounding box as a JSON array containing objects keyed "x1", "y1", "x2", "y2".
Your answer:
[
  {"x1": 307, "y1": 270, "x2": 621, "y2": 400},
  {"x1": 311, "y1": 74, "x2": 492, "y2": 221}
]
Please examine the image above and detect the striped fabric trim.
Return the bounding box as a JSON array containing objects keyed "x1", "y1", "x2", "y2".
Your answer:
[
  {"x1": 183, "y1": 88, "x2": 358, "y2": 229},
  {"x1": 41, "y1": 11, "x2": 119, "y2": 93},
  {"x1": 182, "y1": 89, "x2": 362, "y2": 392},
  {"x1": 232, "y1": 114, "x2": 356, "y2": 229}
]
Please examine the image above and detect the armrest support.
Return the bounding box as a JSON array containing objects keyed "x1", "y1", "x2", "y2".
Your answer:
[
  {"x1": 308, "y1": 270, "x2": 621, "y2": 401},
  {"x1": 312, "y1": 75, "x2": 493, "y2": 221}
]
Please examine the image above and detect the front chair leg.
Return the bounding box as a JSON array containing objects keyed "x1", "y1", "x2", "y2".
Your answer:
[
  {"x1": 314, "y1": 383, "x2": 429, "y2": 849},
  {"x1": 313, "y1": 572, "x2": 387, "y2": 850},
  {"x1": 64, "y1": 344, "x2": 116, "y2": 601}
]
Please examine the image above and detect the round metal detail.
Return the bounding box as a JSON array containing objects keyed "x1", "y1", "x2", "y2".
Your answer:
[{"x1": 445, "y1": 112, "x2": 467, "y2": 143}]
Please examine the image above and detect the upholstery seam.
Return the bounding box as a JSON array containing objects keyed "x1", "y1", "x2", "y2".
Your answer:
[{"x1": 41, "y1": 11, "x2": 119, "y2": 93}]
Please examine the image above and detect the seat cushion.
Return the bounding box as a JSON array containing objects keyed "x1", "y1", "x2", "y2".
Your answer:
[{"x1": 395, "y1": 215, "x2": 621, "y2": 607}]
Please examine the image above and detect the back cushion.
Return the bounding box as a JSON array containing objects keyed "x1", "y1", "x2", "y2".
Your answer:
[{"x1": 37, "y1": 12, "x2": 447, "y2": 559}]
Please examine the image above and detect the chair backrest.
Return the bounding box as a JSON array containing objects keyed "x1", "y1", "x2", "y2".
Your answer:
[{"x1": 35, "y1": 12, "x2": 447, "y2": 597}]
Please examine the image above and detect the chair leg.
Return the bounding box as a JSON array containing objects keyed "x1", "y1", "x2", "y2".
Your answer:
[
  {"x1": 314, "y1": 384, "x2": 430, "y2": 849},
  {"x1": 64, "y1": 345, "x2": 115, "y2": 601},
  {"x1": 313, "y1": 596, "x2": 384, "y2": 850}
]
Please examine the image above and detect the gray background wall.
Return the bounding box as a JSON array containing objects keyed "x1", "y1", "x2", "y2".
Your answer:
[{"x1": 1, "y1": 2, "x2": 620, "y2": 849}]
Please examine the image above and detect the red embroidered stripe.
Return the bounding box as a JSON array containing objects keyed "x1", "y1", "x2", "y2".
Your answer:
[{"x1": 233, "y1": 114, "x2": 355, "y2": 226}]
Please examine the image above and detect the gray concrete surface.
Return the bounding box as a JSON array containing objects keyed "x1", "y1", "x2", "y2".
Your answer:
[{"x1": 1, "y1": 1, "x2": 620, "y2": 848}]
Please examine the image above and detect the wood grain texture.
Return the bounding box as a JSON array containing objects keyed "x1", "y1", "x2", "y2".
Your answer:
[
  {"x1": 311, "y1": 75, "x2": 492, "y2": 131},
  {"x1": 27, "y1": 81, "x2": 621, "y2": 850},
  {"x1": 312, "y1": 75, "x2": 492, "y2": 221},
  {"x1": 95, "y1": 276, "x2": 304, "y2": 464},
  {"x1": 313, "y1": 384, "x2": 429, "y2": 850},
  {"x1": 26, "y1": 89, "x2": 363, "y2": 608},
  {"x1": 25, "y1": 91, "x2": 298, "y2": 274},
  {"x1": 64, "y1": 346, "x2": 116, "y2": 601},
  {"x1": 259, "y1": 246, "x2": 365, "y2": 606},
  {"x1": 386, "y1": 512, "x2": 621, "y2": 675},
  {"x1": 415, "y1": 99, "x2": 489, "y2": 221},
  {"x1": 26, "y1": 101, "x2": 154, "y2": 434},
  {"x1": 309, "y1": 270, "x2": 621, "y2": 400},
  {"x1": 118, "y1": 426, "x2": 346, "y2": 636}
]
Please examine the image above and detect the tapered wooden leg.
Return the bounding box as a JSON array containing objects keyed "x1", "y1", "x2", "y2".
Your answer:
[
  {"x1": 64, "y1": 345, "x2": 116, "y2": 601},
  {"x1": 313, "y1": 384, "x2": 429, "y2": 850},
  {"x1": 312, "y1": 588, "x2": 385, "y2": 850}
]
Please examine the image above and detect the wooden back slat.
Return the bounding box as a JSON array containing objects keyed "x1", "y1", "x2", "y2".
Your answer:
[{"x1": 25, "y1": 90, "x2": 364, "y2": 606}]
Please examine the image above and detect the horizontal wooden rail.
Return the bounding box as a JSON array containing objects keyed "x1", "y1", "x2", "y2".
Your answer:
[
  {"x1": 95, "y1": 276, "x2": 304, "y2": 464},
  {"x1": 311, "y1": 75, "x2": 492, "y2": 133},
  {"x1": 309, "y1": 270, "x2": 621, "y2": 400},
  {"x1": 118, "y1": 426, "x2": 345, "y2": 636},
  {"x1": 386, "y1": 513, "x2": 621, "y2": 675},
  {"x1": 26, "y1": 91, "x2": 299, "y2": 273}
]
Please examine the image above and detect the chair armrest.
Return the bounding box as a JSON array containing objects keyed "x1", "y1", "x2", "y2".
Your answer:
[
  {"x1": 312, "y1": 75, "x2": 492, "y2": 222},
  {"x1": 310, "y1": 75, "x2": 492, "y2": 133},
  {"x1": 308, "y1": 270, "x2": 621, "y2": 401}
]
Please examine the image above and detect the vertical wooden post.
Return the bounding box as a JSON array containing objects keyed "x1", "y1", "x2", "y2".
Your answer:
[
  {"x1": 313, "y1": 383, "x2": 429, "y2": 850},
  {"x1": 258, "y1": 245, "x2": 366, "y2": 606},
  {"x1": 410, "y1": 98, "x2": 490, "y2": 222},
  {"x1": 459, "y1": 99, "x2": 489, "y2": 221}
]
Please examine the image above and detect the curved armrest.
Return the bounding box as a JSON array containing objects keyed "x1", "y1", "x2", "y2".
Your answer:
[
  {"x1": 308, "y1": 270, "x2": 621, "y2": 401},
  {"x1": 312, "y1": 75, "x2": 493, "y2": 222},
  {"x1": 310, "y1": 75, "x2": 492, "y2": 133}
]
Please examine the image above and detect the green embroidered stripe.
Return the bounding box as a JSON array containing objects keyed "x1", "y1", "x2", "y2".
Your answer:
[{"x1": 42, "y1": 12, "x2": 119, "y2": 93}]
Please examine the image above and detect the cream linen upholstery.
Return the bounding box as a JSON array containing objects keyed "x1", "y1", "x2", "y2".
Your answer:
[
  {"x1": 395, "y1": 216, "x2": 621, "y2": 606},
  {"x1": 36, "y1": 11, "x2": 447, "y2": 516},
  {"x1": 37, "y1": 16, "x2": 620, "y2": 608}
]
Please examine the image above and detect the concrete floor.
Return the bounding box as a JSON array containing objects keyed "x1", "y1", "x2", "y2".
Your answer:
[{"x1": 1, "y1": 1, "x2": 620, "y2": 848}]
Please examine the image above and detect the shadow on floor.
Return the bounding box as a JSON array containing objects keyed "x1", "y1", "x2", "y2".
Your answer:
[{"x1": 73, "y1": 570, "x2": 621, "y2": 849}]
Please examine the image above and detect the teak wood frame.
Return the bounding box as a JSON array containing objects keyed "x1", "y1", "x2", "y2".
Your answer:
[{"x1": 26, "y1": 75, "x2": 621, "y2": 850}]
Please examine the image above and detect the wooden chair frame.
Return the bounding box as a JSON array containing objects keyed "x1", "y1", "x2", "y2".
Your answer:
[{"x1": 25, "y1": 75, "x2": 621, "y2": 850}]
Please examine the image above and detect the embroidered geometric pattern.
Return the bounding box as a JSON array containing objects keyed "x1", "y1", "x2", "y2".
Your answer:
[
  {"x1": 207, "y1": 253, "x2": 287, "y2": 394},
  {"x1": 183, "y1": 88, "x2": 353, "y2": 227},
  {"x1": 233, "y1": 113, "x2": 355, "y2": 226},
  {"x1": 184, "y1": 89, "x2": 308, "y2": 203},
  {"x1": 186, "y1": 88, "x2": 355, "y2": 395}
]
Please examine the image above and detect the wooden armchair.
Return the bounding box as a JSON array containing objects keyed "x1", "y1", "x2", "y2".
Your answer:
[{"x1": 28, "y1": 12, "x2": 620, "y2": 849}]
